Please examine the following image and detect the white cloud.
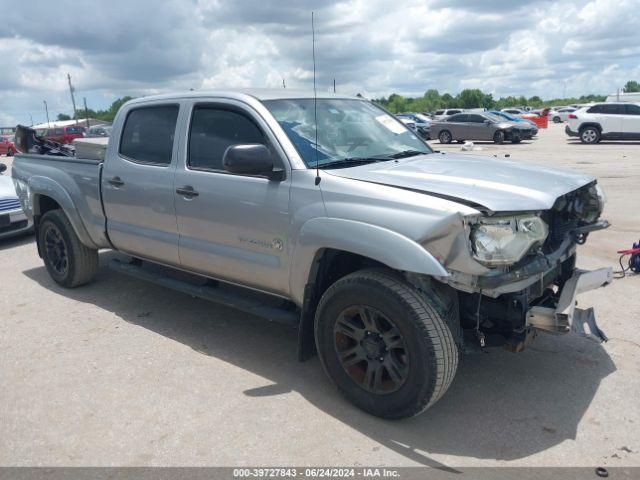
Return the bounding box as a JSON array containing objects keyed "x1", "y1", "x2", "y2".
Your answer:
[{"x1": 0, "y1": 0, "x2": 638, "y2": 125}]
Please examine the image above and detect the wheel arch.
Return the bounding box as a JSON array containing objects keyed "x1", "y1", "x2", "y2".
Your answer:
[
  {"x1": 578, "y1": 122, "x2": 602, "y2": 132},
  {"x1": 292, "y1": 218, "x2": 449, "y2": 361},
  {"x1": 30, "y1": 178, "x2": 98, "y2": 251}
]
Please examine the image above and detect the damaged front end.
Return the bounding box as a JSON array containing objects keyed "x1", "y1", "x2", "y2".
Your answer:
[{"x1": 426, "y1": 182, "x2": 612, "y2": 351}]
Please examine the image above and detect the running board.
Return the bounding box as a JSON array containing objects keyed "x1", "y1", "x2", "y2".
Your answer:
[{"x1": 108, "y1": 259, "x2": 299, "y2": 328}]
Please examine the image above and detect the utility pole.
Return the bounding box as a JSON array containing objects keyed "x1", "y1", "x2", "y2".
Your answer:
[
  {"x1": 67, "y1": 73, "x2": 78, "y2": 120},
  {"x1": 83, "y1": 97, "x2": 90, "y2": 128},
  {"x1": 333, "y1": 78, "x2": 336, "y2": 93},
  {"x1": 43, "y1": 100, "x2": 50, "y2": 127},
  {"x1": 282, "y1": 78, "x2": 286, "y2": 89},
  {"x1": 29, "y1": 114, "x2": 33, "y2": 126}
]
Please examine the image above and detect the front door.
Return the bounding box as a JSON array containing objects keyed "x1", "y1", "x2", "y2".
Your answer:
[
  {"x1": 623, "y1": 103, "x2": 640, "y2": 139},
  {"x1": 101, "y1": 103, "x2": 182, "y2": 265},
  {"x1": 173, "y1": 101, "x2": 292, "y2": 296}
]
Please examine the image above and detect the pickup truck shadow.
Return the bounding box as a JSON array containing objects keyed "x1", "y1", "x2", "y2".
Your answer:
[{"x1": 23, "y1": 253, "x2": 616, "y2": 468}]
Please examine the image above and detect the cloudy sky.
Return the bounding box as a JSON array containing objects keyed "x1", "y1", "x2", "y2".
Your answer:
[{"x1": 1, "y1": 0, "x2": 639, "y2": 126}]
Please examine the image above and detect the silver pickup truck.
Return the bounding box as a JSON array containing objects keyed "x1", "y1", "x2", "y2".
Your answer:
[{"x1": 12, "y1": 90, "x2": 612, "y2": 419}]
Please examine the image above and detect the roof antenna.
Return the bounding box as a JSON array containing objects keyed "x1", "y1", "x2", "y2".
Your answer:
[{"x1": 312, "y1": 11, "x2": 321, "y2": 186}]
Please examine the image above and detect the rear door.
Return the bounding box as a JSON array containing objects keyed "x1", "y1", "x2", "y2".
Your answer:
[
  {"x1": 173, "y1": 100, "x2": 292, "y2": 295},
  {"x1": 597, "y1": 104, "x2": 623, "y2": 135},
  {"x1": 444, "y1": 114, "x2": 467, "y2": 139},
  {"x1": 622, "y1": 103, "x2": 640, "y2": 138},
  {"x1": 101, "y1": 103, "x2": 182, "y2": 265}
]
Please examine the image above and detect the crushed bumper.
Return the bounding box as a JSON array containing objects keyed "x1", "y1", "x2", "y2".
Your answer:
[{"x1": 526, "y1": 267, "x2": 613, "y2": 342}]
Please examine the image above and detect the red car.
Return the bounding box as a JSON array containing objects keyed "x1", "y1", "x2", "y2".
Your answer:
[
  {"x1": 36, "y1": 125, "x2": 86, "y2": 144},
  {"x1": 0, "y1": 135, "x2": 16, "y2": 156}
]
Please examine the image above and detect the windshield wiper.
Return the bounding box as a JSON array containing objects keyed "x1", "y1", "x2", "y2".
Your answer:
[
  {"x1": 385, "y1": 150, "x2": 426, "y2": 159},
  {"x1": 318, "y1": 157, "x2": 384, "y2": 169}
]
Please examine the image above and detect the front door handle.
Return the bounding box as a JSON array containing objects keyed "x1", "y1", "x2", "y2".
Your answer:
[
  {"x1": 108, "y1": 176, "x2": 124, "y2": 187},
  {"x1": 176, "y1": 186, "x2": 199, "y2": 198}
]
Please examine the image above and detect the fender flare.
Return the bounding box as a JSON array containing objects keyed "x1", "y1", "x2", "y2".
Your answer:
[
  {"x1": 29, "y1": 176, "x2": 98, "y2": 249},
  {"x1": 289, "y1": 217, "x2": 449, "y2": 305}
]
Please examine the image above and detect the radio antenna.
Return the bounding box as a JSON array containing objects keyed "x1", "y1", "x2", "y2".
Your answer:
[{"x1": 312, "y1": 11, "x2": 320, "y2": 186}]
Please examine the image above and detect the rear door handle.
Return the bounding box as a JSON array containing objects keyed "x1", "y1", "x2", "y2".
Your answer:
[
  {"x1": 108, "y1": 176, "x2": 124, "y2": 187},
  {"x1": 176, "y1": 186, "x2": 199, "y2": 198}
]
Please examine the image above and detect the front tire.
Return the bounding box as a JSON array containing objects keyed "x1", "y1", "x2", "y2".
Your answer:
[
  {"x1": 38, "y1": 209, "x2": 98, "y2": 288},
  {"x1": 438, "y1": 130, "x2": 452, "y2": 144},
  {"x1": 580, "y1": 127, "x2": 600, "y2": 144},
  {"x1": 315, "y1": 269, "x2": 458, "y2": 419}
]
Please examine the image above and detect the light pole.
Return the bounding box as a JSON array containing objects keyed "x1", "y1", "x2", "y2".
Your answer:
[{"x1": 43, "y1": 100, "x2": 50, "y2": 127}]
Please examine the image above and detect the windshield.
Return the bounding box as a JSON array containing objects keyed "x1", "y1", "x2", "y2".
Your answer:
[
  {"x1": 262, "y1": 98, "x2": 432, "y2": 168},
  {"x1": 483, "y1": 113, "x2": 505, "y2": 123}
]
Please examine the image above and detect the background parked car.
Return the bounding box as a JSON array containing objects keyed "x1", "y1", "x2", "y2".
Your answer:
[
  {"x1": 396, "y1": 113, "x2": 431, "y2": 139},
  {"x1": 430, "y1": 112, "x2": 534, "y2": 144},
  {"x1": 0, "y1": 162, "x2": 33, "y2": 239},
  {"x1": 566, "y1": 102, "x2": 640, "y2": 143},
  {"x1": 36, "y1": 125, "x2": 86, "y2": 144},
  {"x1": 432, "y1": 108, "x2": 463, "y2": 120},
  {"x1": 85, "y1": 125, "x2": 112, "y2": 138},
  {"x1": 501, "y1": 108, "x2": 527, "y2": 116},
  {"x1": 489, "y1": 111, "x2": 538, "y2": 137},
  {"x1": 0, "y1": 135, "x2": 16, "y2": 156},
  {"x1": 548, "y1": 107, "x2": 576, "y2": 123}
]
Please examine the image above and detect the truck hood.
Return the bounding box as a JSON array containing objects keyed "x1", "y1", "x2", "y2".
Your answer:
[{"x1": 326, "y1": 153, "x2": 595, "y2": 212}]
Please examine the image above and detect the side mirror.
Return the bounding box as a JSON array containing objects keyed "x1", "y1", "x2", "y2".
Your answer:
[
  {"x1": 0, "y1": 163, "x2": 6, "y2": 173},
  {"x1": 223, "y1": 144, "x2": 283, "y2": 180}
]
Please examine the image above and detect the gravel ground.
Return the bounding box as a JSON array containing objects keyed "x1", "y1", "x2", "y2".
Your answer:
[{"x1": 1, "y1": 122, "x2": 639, "y2": 468}]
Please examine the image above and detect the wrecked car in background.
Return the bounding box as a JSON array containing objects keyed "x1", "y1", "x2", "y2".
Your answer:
[{"x1": 11, "y1": 90, "x2": 611, "y2": 418}]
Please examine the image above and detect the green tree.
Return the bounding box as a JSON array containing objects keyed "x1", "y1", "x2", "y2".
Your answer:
[
  {"x1": 440, "y1": 93, "x2": 456, "y2": 108},
  {"x1": 623, "y1": 80, "x2": 640, "y2": 93},
  {"x1": 457, "y1": 89, "x2": 485, "y2": 109},
  {"x1": 56, "y1": 113, "x2": 71, "y2": 121}
]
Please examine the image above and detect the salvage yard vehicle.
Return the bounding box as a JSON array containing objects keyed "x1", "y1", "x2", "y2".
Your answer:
[
  {"x1": 0, "y1": 163, "x2": 33, "y2": 239},
  {"x1": 35, "y1": 125, "x2": 86, "y2": 144},
  {"x1": 565, "y1": 102, "x2": 640, "y2": 143},
  {"x1": 430, "y1": 112, "x2": 535, "y2": 143},
  {"x1": 12, "y1": 90, "x2": 612, "y2": 419},
  {"x1": 0, "y1": 135, "x2": 16, "y2": 156}
]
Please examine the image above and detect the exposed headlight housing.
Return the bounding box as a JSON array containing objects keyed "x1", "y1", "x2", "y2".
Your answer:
[
  {"x1": 470, "y1": 214, "x2": 548, "y2": 267},
  {"x1": 12, "y1": 178, "x2": 32, "y2": 212}
]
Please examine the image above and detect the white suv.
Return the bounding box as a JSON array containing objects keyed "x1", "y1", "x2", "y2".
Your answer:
[
  {"x1": 432, "y1": 108, "x2": 463, "y2": 120},
  {"x1": 566, "y1": 102, "x2": 640, "y2": 143}
]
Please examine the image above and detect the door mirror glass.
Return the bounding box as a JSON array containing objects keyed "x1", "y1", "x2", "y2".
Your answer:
[
  {"x1": 0, "y1": 163, "x2": 7, "y2": 173},
  {"x1": 223, "y1": 144, "x2": 281, "y2": 179}
]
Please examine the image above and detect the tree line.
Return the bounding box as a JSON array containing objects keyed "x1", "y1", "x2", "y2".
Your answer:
[
  {"x1": 374, "y1": 80, "x2": 639, "y2": 114},
  {"x1": 56, "y1": 80, "x2": 640, "y2": 121}
]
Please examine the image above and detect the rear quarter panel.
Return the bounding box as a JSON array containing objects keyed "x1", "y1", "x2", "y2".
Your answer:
[{"x1": 11, "y1": 154, "x2": 109, "y2": 248}]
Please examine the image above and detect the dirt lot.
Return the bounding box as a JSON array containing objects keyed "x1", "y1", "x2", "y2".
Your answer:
[{"x1": 1, "y1": 123, "x2": 639, "y2": 468}]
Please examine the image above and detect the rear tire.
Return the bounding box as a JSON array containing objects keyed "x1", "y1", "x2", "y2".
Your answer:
[
  {"x1": 7, "y1": 148, "x2": 14, "y2": 156},
  {"x1": 438, "y1": 130, "x2": 452, "y2": 144},
  {"x1": 493, "y1": 130, "x2": 505, "y2": 143},
  {"x1": 38, "y1": 209, "x2": 98, "y2": 288},
  {"x1": 580, "y1": 127, "x2": 600, "y2": 144},
  {"x1": 315, "y1": 269, "x2": 458, "y2": 419},
  {"x1": 553, "y1": 116, "x2": 561, "y2": 123}
]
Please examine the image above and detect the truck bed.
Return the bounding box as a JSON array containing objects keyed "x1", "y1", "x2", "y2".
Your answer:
[{"x1": 11, "y1": 153, "x2": 110, "y2": 249}]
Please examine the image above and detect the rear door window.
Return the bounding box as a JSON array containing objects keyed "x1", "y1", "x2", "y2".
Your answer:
[
  {"x1": 447, "y1": 114, "x2": 467, "y2": 122},
  {"x1": 467, "y1": 114, "x2": 486, "y2": 123},
  {"x1": 119, "y1": 105, "x2": 179, "y2": 165},
  {"x1": 601, "y1": 104, "x2": 622, "y2": 115}
]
